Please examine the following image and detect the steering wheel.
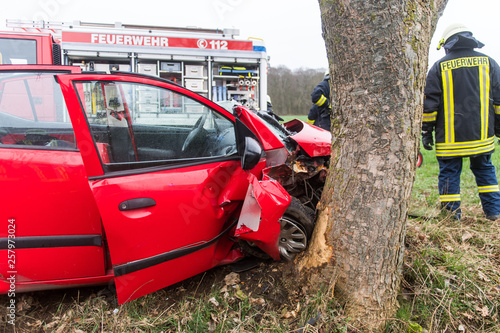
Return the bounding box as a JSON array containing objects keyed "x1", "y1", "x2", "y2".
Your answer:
[{"x1": 181, "y1": 113, "x2": 208, "y2": 154}]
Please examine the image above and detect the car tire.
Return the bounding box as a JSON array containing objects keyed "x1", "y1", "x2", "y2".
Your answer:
[
  {"x1": 239, "y1": 197, "x2": 315, "y2": 261},
  {"x1": 279, "y1": 197, "x2": 314, "y2": 261}
]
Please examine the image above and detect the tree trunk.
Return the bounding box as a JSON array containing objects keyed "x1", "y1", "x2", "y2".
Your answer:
[{"x1": 298, "y1": 0, "x2": 447, "y2": 330}]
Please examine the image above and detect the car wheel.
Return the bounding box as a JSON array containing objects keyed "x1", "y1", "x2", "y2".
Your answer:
[
  {"x1": 279, "y1": 197, "x2": 314, "y2": 261},
  {"x1": 239, "y1": 197, "x2": 314, "y2": 261}
]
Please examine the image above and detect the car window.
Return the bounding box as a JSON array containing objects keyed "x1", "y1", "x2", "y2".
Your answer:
[
  {"x1": 0, "y1": 72, "x2": 76, "y2": 149},
  {"x1": 75, "y1": 81, "x2": 237, "y2": 170}
]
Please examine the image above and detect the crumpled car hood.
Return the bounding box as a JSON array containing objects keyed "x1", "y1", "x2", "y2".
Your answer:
[{"x1": 283, "y1": 119, "x2": 331, "y2": 157}]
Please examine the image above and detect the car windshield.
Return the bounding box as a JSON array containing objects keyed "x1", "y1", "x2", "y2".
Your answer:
[
  {"x1": 217, "y1": 100, "x2": 294, "y2": 150},
  {"x1": 255, "y1": 111, "x2": 291, "y2": 143}
]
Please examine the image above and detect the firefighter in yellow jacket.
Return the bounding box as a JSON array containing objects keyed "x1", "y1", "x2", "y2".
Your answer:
[
  {"x1": 422, "y1": 24, "x2": 500, "y2": 221},
  {"x1": 307, "y1": 72, "x2": 331, "y2": 130}
]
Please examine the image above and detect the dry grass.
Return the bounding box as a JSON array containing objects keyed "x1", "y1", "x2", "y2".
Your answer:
[
  {"x1": 397, "y1": 148, "x2": 500, "y2": 332},
  {"x1": 3, "y1": 211, "x2": 497, "y2": 332},
  {"x1": 0, "y1": 263, "x2": 348, "y2": 332},
  {"x1": 395, "y1": 213, "x2": 500, "y2": 333}
]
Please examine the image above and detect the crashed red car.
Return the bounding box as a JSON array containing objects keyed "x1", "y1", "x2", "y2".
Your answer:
[{"x1": 0, "y1": 65, "x2": 330, "y2": 304}]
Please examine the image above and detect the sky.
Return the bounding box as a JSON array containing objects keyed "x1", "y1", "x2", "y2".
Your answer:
[{"x1": 0, "y1": 0, "x2": 499, "y2": 70}]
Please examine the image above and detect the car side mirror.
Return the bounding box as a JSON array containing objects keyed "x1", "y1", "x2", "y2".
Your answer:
[{"x1": 241, "y1": 137, "x2": 262, "y2": 171}]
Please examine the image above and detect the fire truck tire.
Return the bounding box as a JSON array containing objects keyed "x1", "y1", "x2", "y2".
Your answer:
[{"x1": 417, "y1": 151, "x2": 423, "y2": 168}]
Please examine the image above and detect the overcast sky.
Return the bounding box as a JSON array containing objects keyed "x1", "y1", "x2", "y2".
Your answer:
[{"x1": 1, "y1": 0, "x2": 499, "y2": 70}]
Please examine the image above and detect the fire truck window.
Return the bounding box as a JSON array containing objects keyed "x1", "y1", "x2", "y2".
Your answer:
[
  {"x1": 0, "y1": 72, "x2": 76, "y2": 149},
  {"x1": 0, "y1": 38, "x2": 37, "y2": 65},
  {"x1": 76, "y1": 81, "x2": 237, "y2": 169}
]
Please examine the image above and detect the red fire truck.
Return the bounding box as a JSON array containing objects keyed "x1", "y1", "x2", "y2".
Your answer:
[{"x1": 0, "y1": 20, "x2": 268, "y2": 110}]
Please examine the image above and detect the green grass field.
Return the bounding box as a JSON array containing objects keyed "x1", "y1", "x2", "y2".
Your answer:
[
  {"x1": 279, "y1": 114, "x2": 308, "y2": 122},
  {"x1": 403, "y1": 144, "x2": 500, "y2": 333}
]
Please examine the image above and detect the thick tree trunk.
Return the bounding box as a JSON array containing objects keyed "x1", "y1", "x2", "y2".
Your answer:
[{"x1": 298, "y1": 0, "x2": 447, "y2": 330}]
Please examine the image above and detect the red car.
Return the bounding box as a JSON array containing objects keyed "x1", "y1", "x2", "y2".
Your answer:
[{"x1": 0, "y1": 65, "x2": 330, "y2": 304}]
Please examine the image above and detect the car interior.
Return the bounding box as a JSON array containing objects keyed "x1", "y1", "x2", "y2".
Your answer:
[
  {"x1": 78, "y1": 81, "x2": 238, "y2": 168},
  {"x1": 0, "y1": 74, "x2": 239, "y2": 173}
]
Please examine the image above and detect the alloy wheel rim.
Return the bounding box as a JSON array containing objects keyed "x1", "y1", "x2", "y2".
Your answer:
[{"x1": 279, "y1": 217, "x2": 307, "y2": 261}]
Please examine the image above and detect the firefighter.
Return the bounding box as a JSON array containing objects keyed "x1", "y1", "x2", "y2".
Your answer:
[
  {"x1": 307, "y1": 71, "x2": 331, "y2": 130},
  {"x1": 267, "y1": 95, "x2": 273, "y2": 113},
  {"x1": 422, "y1": 24, "x2": 500, "y2": 221},
  {"x1": 264, "y1": 95, "x2": 283, "y2": 122}
]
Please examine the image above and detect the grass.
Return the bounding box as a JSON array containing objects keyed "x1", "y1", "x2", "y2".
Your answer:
[
  {"x1": 1, "y1": 124, "x2": 499, "y2": 332},
  {"x1": 398, "y1": 143, "x2": 500, "y2": 333},
  {"x1": 279, "y1": 114, "x2": 309, "y2": 123}
]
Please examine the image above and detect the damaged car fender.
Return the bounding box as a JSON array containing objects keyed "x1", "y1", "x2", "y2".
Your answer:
[{"x1": 235, "y1": 173, "x2": 291, "y2": 260}]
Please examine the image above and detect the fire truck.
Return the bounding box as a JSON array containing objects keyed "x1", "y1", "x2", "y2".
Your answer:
[{"x1": 0, "y1": 20, "x2": 268, "y2": 110}]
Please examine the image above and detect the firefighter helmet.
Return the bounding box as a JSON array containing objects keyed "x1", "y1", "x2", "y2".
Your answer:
[
  {"x1": 324, "y1": 71, "x2": 330, "y2": 80},
  {"x1": 437, "y1": 23, "x2": 471, "y2": 50}
]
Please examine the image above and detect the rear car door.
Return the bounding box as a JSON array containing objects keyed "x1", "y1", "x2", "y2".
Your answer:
[
  {"x1": 0, "y1": 67, "x2": 105, "y2": 294},
  {"x1": 58, "y1": 74, "x2": 252, "y2": 304}
]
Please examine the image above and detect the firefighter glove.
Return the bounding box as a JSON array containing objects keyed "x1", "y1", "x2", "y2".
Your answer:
[{"x1": 422, "y1": 131, "x2": 433, "y2": 150}]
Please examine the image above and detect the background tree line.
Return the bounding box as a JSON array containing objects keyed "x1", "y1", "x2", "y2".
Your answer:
[{"x1": 267, "y1": 65, "x2": 326, "y2": 115}]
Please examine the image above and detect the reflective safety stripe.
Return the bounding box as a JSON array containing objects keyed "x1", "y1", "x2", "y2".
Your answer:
[
  {"x1": 435, "y1": 137, "x2": 495, "y2": 149},
  {"x1": 479, "y1": 63, "x2": 490, "y2": 140},
  {"x1": 494, "y1": 105, "x2": 500, "y2": 115},
  {"x1": 423, "y1": 111, "x2": 437, "y2": 122},
  {"x1": 478, "y1": 185, "x2": 499, "y2": 193},
  {"x1": 440, "y1": 194, "x2": 461, "y2": 202},
  {"x1": 315, "y1": 95, "x2": 327, "y2": 106},
  {"x1": 436, "y1": 56, "x2": 494, "y2": 157},
  {"x1": 439, "y1": 57, "x2": 492, "y2": 156},
  {"x1": 442, "y1": 69, "x2": 455, "y2": 143},
  {"x1": 435, "y1": 137, "x2": 495, "y2": 157},
  {"x1": 436, "y1": 146, "x2": 494, "y2": 157},
  {"x1": 306, "y1": 118, "x2": 315, "y2": 125}
]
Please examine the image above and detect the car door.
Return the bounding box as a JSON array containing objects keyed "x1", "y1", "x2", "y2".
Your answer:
[
  {"x1": 0, "y1": 67, "x2": 106, "y2": 292},
  {"x1": 58, "y1": 74, "x2": 254, "y2": 304}
]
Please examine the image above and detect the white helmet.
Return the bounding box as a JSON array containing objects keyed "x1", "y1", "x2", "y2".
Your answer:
[
  {"x1": 324, "y1": 71, "x2": 330, "y2": 80},
  {"x1": 437, "y1": 23, "x2": 471, "y2": 50}
]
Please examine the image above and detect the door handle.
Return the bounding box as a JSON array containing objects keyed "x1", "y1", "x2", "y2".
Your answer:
[{"x1": 119, "y1": 198, "x2": 156, "y2": 211}]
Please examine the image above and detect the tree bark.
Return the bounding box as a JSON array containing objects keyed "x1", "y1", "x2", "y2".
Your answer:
[{"x1": 298, "y1": 0, "x2": 448, "y2": 330}]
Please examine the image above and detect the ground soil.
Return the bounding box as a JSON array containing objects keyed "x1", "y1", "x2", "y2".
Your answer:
[{"x1": 0, "y1": 259, "x2": 301, "y2": 333}]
